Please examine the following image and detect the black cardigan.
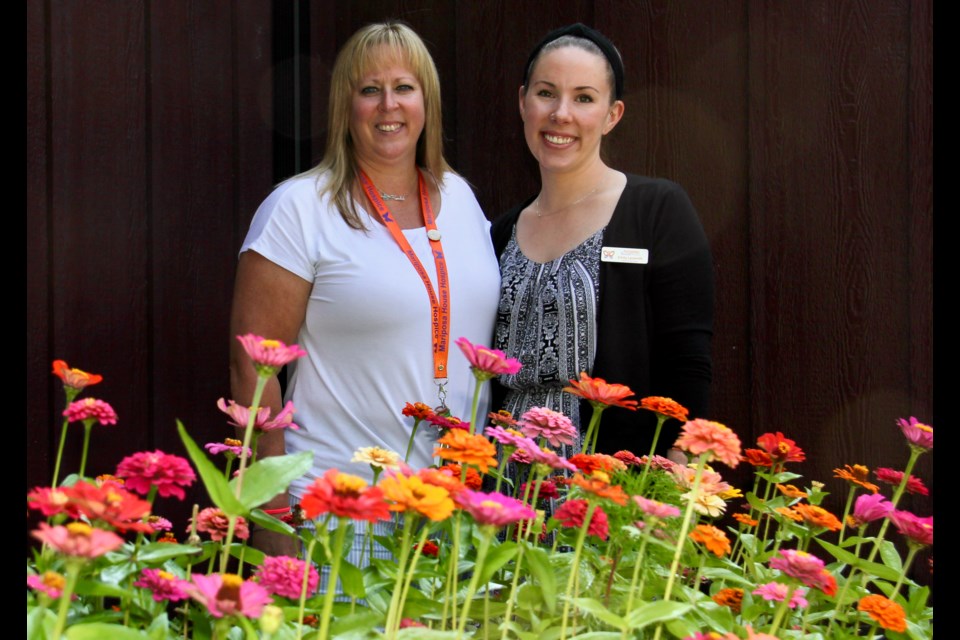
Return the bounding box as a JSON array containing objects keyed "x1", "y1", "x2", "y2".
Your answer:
[{"x1": 490, "y1": 174, "x2": 715, "y2": 457}]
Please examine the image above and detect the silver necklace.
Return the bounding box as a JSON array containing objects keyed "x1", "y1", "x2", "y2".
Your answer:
[
  {"x1": 379, "y1": 191, "x2": 407, "y2": 202},
  {"x1": 535, "y1": 185, "x2": 600, "y2": 218}
]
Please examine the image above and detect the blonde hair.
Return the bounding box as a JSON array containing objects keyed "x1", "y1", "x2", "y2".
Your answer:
[{"x1": 299, "y1": 21, "x2": 452, "y2": 230}]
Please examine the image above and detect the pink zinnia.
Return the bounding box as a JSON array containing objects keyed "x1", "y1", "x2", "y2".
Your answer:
[
  {"x1": 236, "y1": 334, "x2": 307, "y2": 376},
  {"x1": 674, "y1": 419, "x2": 741, "y2": 468},
  {"x1": 633, "y1": 495, "x2": 681, "y2": 519},
  {"x1": 518, "y1": 406, "x2": 578, "y2": 448},
  {"x1": 217, "y1": 398, "x2": 300, "y2": 431},
  {"x1": 874, "y1": 467, "x2": 929, "y2": 496},
  {"x1": 63, "y1": 397, "x2": 118, "y2": 425},
  {"x1": 134, "y1": 568, "x2": 190, "y2": 602},
  {"x1": 27, "y1": 571, "x2": 71, "y2": 600},
  {"x1": 888, "y1": 510, "x2": 933, "y2": 547},
  {"x1": 182, "y1": 573, "x2": 272, "y2": 619},
  {"x1": 520, "y1": 479, "x2": 559, "y2": 500},
  {"x1": 116, "y1": 450, "x2": 196, "y2": 500},
  {"x1": 613, "y1": 450, "x2": 643, "y2": 466},
  {"x1": 752, "y1": 582, "x2": 808, "y2": 608},
  {"x1": 768, "y1": 549, "x2": 837, "y2": 595},
  {"x1": 205, "y1": 440, "x2": 250, "y2": 458},
  {"x1": 554, "y1": 498, "x2": 609, "y2": 540},
  {"x1": 526, "y1": 445, "x2": 579, "y2": 473},
  {"x1": 191, "y1": 507, "x2": 249, "y2": 541},
  {"x1": 485, "y1": 426, "x2": 536, "y2": 451},
  {"x1": 254, "y1": 555, "x2": 320, "y2": 599},
  {"x1": 27, "y1": 486, "x2": 74, "y2": 518},
  {"x1": 32, "y1": 521, "x2": 124, "y2": 558},
  {"x1": 849, "y1": 493, "x2": 893, "y2": 528},
  {"x1": 455, "y1": 490, "x2": 536, "y2": 529},
  {"x1": 896, "y1": 416, "x2": 933, "y2": 451},
  {"x1": 455, "y1": 336, "x2": 522, "y2": 380},
  {"x1": 427, "y1": 412, "x2": 470, "y2": 432}
]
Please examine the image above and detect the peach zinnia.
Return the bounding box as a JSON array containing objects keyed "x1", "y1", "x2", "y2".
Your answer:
[{"x1": 674, "y1": 419, "x2": 741, "y2": 468}]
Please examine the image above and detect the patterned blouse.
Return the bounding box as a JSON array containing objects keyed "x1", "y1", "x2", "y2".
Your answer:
[{"x1": 493, "y1": 224, "x2": 605, "y2": 451}]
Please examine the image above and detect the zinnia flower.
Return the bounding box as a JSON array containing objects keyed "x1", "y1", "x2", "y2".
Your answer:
[
  {"x1": 888, "y1": 510, "x2": 933, "y2": 547},
  {"x1": 487, "y1": 409, "x2": 518, "y2": 429},
  {"x1": 791, "y1": 503, "x2": 842, "y2": 531},
  {"x1": 732, "y1": 512, "x2": 759, "y2": 527},
  {"x1": 752, "y1": 582, "x2": 808, "y2": 608},
  {"x1": 205, "y1": 438, "x2": 250, "y2": 458},
  {"x1": 63, "y1": 398, "x2": 118, "y2": 425},
  {"x1": 554, "y1": 498, "x2": 609, "y2": 540},
  {"x1": 768, "y1": 549, "x2": 836, "y2": 595},
  {"x1": 351, "y1": 446, "x2": 402, "y2": 471},
  {"x1": 455, "y1": 490, "x2": 536, "y2": 529},
  {"x1": 434, "y1": 429, "x2": 498, "y2": 473},
  {"x1": 236, "y1": 334, "x2": 307, "y2": 376},
  {"x1": 776, "y1": 484, "x2": 807, "y2": 499},
  {"x1": 27, "y1": 486, "x2": 73, "y2": 518},
  {"x1": 115, "y1": 450, "x2": 196, "y2": 500},
  {"x1": 633, "y1": 495, "x2": 681, "y2": 519},
  {"x1": 689, "y1": 524, "x2": 731, "y2": 557},
  {"x1": 848, "y1": 492, "x2": 893, "y2": 528},
  {"x1": 875, "y1": 467, "x2": 929, "y2": 495},
  {"x1": 613, "y1": 450, "x2": 644, "y2": 466},
  {"x1": 896, "y1": 416, "x2": 933, "y2": 451},
  {"x1": 563, "y1": 372, "x2": 638, "y2": 411},
  {"x1": 416, "y1": 540, "x2": 440, "y2": 558},
  {"x1": 518, "y1": 406, "x2": 578, "y2": 447},
  {"x1": 402, "y1": 402, "x2": 435, "y2": 421},
  {"x1": 674, "y1": 419, "x2": 741, "y2": 468},
  {"x1": 52, "y1": 359, "x2": 103, "y2": 390},
  {"x1": 439, "y1": 463, "x2": 482, "y2": 490},
  {"x1": 27, "y1": 571, "x2": 70, "y2": 600},
  {"x1": 858, "y1": 594, "x2": 907, "y2": 632},
  {"x1": 455, "y1": 336, "x2": 522, "y2": 380},
  {"x1": 427, "y1": 412, "x2": 470, "y2": 432},
  {"x1": 379, "y1": 470, "x2": 455, "y2": 521},
  {"x1": 191, "y1": 507, "x2": 250, "y2": 541},
  {"x1": 711, "y1": 587, "x2": 743, "y2": 613},
  {"x1": 182, "y1": 572, "x2": 272, "y2": 619},
  {"x1": 754, "y1": 432, "x2": 805, "y2": 464},
  {"x1": 640, "y1": 396, "x2": 689, "y2": 422},
  {"x1": 570, "y1": 474, "x2": 629, "y2": 506},
  {"x1": 254, "y1": 555, "x2": 320, "y2": 599},
  {"x1": 299, "y1": 469, "x2": 391, "y2": 522},
  {"x1": 31, "y1": 521, "x2": 124, "y2": 558},
  {"x1": 65, "y1": 480, "x2": 154, "y2": 533},
  {"x1": 833, "y1": 464, "x2": 880, "y2": 493},
  {"x1": 683, "y1": 491, "x2": 727, "y2": 517},
  {"x1": 217, "y1": 398, "x2": 299, "y2": 431},
  {"x1": 134, "y1": 568, "x2": 190, "y2": 602}
]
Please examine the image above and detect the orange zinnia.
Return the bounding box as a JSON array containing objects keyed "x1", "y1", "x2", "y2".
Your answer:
[
  {"x1": 858, "y1": 594, "x2": 907, "y2": 632},
  {"x1": 563, "y1": 372, "x2": 638, "y2": 411},
  {"x1": 570, "y1": 474, "x2": 629, "y2": 506},
  {"x1": 418, "y1": 467, "x2": 468, "y2": 497},
  {"x1": 775, "y1": 506, "x2": 804, "y2": 522},
  {"x1": 776, "y1": 484, "x2": 808, "y2": 499},
  {"x1": 689, "y1": 524, "x2": 732, "y2": 557},
  {"x1": 639, "y1": 396, "x2": 689, "y2": 422},
  {"x1": 433, "y1": 429, "x2": 498, "y2": 473},
  {"x1": 711, "y1": 587, "x2": 744, "y2": 613},
  {"x1": 52, "y1": 360, "x2": 103, "y2": 391},
  {"x1": 792, "y1": 503, "x2": 842, "y2": 531},
  {"x1": 439, "y1": 463, "x2": 482, "y2": 490},
  {"x1": 732, "y1": 512, "x2": 759, "y2": 527},
  {"x1": 378, "y1": 471, "x2": 455, "y2": 521},
  {"x1": 833, "y1": 464, "x2": 880, "y2": 493}
]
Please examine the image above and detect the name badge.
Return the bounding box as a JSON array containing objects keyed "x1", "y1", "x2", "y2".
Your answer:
[{"x1": 601, "y1": 246, "x2": 649, "y2": 264}]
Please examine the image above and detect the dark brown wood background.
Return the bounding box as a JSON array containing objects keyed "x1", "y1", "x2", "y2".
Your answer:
[{"x1": 26, "y1": 1, "x2": 934, "y2": 587}]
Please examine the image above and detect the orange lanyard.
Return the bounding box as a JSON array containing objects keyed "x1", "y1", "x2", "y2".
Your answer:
[{"x1": 358, "y1": 170, "x2": 451, "y2": 407}]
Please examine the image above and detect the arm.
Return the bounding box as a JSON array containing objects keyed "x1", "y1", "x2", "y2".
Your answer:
[{"x1": 228, "y1": 249, "x2": 312, "y2": 555}]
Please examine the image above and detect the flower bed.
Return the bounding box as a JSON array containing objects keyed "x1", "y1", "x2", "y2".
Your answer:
[{"x1": 27, "y1": 337, "x2": 933, "y2": 639}]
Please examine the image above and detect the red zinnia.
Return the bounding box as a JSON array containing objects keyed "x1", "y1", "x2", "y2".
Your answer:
[
  {"x1": 52, "y1": 360, "x2": 103, "y2": 391},
  {"x1": 300, "y1": 469, "x2": 391, "y2": 522},
  {"x1": 554, "y1": 498, "x2": 609, "y2": 540},
  {"x1": 755, "y1": 432, "x2": 806, "y2": 464}
]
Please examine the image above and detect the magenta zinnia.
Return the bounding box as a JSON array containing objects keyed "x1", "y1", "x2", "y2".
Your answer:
[
  {"x1": 455, "y1": 490, "x2": 536, "y2": 528},
  {"x1": 254, "y1": 555, "x2": 320, "y2": 599},
  {"x1": 896, "y1": 416, "x2": 933, "y2": 451},
  {"x1": 134, "y1": 568, "x2": 190, "y2": 602},
  {"x1": 848, "y1": 493, "x2": 893, "y2": 528},
  {"x1": 115, "y1": 450, "x2": 196, "y2": 500},
  {"x1": 875, "y1": 467, "x2": 929, "y2": 495},
  {"x1": 674, "y1": 419, "x2": 742, "y2": 468},
  {"x1": 768, "y1": 549, "x2": 837, "y2": 595},
  {"x1": 63, "y1": 398, "x2": 118, "y2": 425},
  {"x1": 888, "y1": 510, "x2": 933, "y2": 547},
  {"x1": 455, "y1": 336, "x2": 522, "y2": 379},
  {"x1": 182, "y1": 573, "x2": 272, "y2": 619}
]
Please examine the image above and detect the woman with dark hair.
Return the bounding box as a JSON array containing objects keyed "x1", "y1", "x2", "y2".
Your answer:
[{"x1": 491, "y1": 23, "x2": 715, "y2": 466}]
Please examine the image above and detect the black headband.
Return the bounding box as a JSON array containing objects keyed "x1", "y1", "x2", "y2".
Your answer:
[{"x1": 522, "y1": 23, "x2": 625, "y2": 100}]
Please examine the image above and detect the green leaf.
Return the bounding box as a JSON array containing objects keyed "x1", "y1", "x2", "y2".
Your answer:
[
  {"x1": 524, "y1": 546, "x2": 557, "y2": 612},
  {"x1": 177, "y1": 420, "x2": 246, "y2": 516},
  {"x1": 248, "y1": 509, "x2": 297, "y2": 536},
  {"x1": 229, "y1": 451, "x2": 313, "y2": 510},
  {"x1": 65, "y1": 623, "x2": 151, "y2": 640},
  {"x1": 133, "y1": 542, "x2": 202, "y2": 563},
  {"x1": 815, "y1": 539, "x2": 903, "y2": 581},
  {"x1": 570, "y1": 597, "x2": 626, "y2": 629},
  {"x1": 27, "y1": 606, "x2": 56, "y2": 640},
  {"x1": 626, "y1": 600, "x2": 693, "y2": 628},
  {"x1": 477, "y1": 541, "x2": 519, "y2": 585},
  {"x1": 338, "y1": 558, "x2": 367, "y2": 599}
]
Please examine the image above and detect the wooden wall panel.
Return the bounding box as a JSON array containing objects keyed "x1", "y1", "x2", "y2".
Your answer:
[{"x1": 46, "y1": 1, "x2": 151, "y2": 479}]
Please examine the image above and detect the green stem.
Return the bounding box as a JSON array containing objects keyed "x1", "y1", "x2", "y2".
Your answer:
[
  {"x1": 468, "y1": 376, "x2": 482, "y2": 435},
  {"x1": 77, "y1": 421, "x2": 94, "y2": 478},
  {"x1": 559, "y1": 502, "x2": 598, "y2": 640},
  {"x1": 235, "y1": 375, "x2": 269, "y2": 496},
  {"x1": 865, "y1": 448, "x2": 923, "y2": 566},
  {"x1": 397, "y1": 524, "x2": 430, "y2": 628},
  {"x1": 296, "y1": 538, "x2": 318, "y2": 640},
  {"x1": 51, "y1": 417, "x2": 71, "y2": 487},
  {"x1": 767, "y1": 584, "x2": 796, "y2": 637},
  {"x1": 837, "y1": 485, "x2": 857, "y2": 545},
  {"x1": 51, "y1": 560, "x2": 82, "y2": 640},
  {"x1": 404, "y1": 419, "x2": 423, "y2": 464},
  {"x1": 316, "y1": 520, "x2": 349, "y2": 640},
  {"x1": 636, "y1": 415, "x2": 666, "y2": 494},
  {"x1": 457, "y1": 529, "x2": 493, "y2": 638},
  {"x1": 384, "y1": 516, "x2": 416, "y2": 638},
  {"x1": 621, "y1": 525, "x2": 653, "y2": 638},
  {"x1": 581, "y1": 407, "x2": 604, "y2": 456}
]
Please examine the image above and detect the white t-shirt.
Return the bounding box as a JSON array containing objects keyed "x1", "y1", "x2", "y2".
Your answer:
[{"x1": 241, "y1": 171, "x2": 501, "y2": 497}]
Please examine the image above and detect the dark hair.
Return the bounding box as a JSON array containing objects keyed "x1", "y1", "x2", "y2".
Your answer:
[{"x1": 522, "y1": 23, "x2": 625, "y2": 100}]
